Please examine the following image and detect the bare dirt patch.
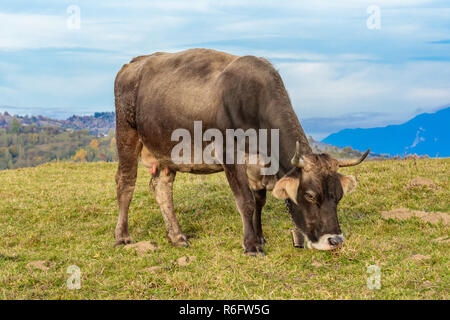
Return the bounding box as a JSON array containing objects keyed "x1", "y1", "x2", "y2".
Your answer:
[
  {"x1": 406, "y1": 177, "x2": 436, "y2": 190},
  {"x1": 176, "y1": 255, "x2": 196, "y2": 266},
  {"x1": 26, "y1": 260, "x2": 55, "y2": 272},
  {"x1": 407, "y1": 254, "x2": 431, "y2": 263},
  {"x1": 142, "y1": 266, "x2": 162, "y2": 273},
  {"x1": 381, "y1": 208, "x2": 449, "y2": 225},
  {"x1": 433, "y1": 236, "x2": 450, "y2": 244},
  {"x1": 124, "y1": 241, "x2": 158, "y2": 255}
]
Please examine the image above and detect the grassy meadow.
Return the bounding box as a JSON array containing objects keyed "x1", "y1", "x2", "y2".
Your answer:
[{"x1": 0, "y1": 159, "x2": 448, "y2": 299}]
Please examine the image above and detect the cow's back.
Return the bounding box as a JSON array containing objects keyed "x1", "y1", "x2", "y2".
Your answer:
[
  {"x1": 137, "y1": 49, "x2": 237, "y2": 119},
  {"x1": 133, "y1": 49, "x2": 239, "y2": 157},
  {"x1": 116, "y1": 48, "x2": 283, "y2": 165}
]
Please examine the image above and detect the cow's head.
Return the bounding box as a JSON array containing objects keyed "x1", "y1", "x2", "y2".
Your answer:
[{"x1": 272, "y1": 142, "x2": 369, "y2": 250}]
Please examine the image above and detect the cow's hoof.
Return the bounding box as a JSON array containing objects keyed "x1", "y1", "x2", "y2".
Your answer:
[
  {"x1": 174, "y1": 239, "x2": 190, "y2": 248},
  {"x1": 244, "y1": 241, "x2": 265, "y2": 257},
  {"x1": 244, "y1": 248, "x2": 266, "y2": 257},
  {"x1": 257, "y1": 236, "x2": 267, "y2": 246},
  {"x1": 245, "y1": 250, "x2": 265, "y2": 257},
  {"x1": 115, "y1": 227, "x2": 132, "y2": 247},
  {"x1": 169, "y1": 233, "x2": 190, "y2": 248},
  {"x1": 114, "y1": 237, "x2": 132, "y2": 247}
]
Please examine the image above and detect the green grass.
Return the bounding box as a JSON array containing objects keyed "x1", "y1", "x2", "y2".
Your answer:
[{"x1": 0, "y1": 159, "x2": 448, "y2": 299}]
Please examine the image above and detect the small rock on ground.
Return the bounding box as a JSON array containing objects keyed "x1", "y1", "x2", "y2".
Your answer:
[
  {"x1": 176, "y1": 255, "x2": 196, "y2": 266},
  {"x1": 124, "y1": 241, "x2": 158, "y2": 255}
]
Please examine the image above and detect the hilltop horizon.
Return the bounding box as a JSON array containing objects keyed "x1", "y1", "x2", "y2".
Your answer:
[{"x1": 2, "y1": 102, "x2": 449, "y2": 142}]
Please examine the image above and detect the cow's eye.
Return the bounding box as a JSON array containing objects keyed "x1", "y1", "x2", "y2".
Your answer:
[{"x1": 304, "y1": 191, "x2": 316, "y2": 203}]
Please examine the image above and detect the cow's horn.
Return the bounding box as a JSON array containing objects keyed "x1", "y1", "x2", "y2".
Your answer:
[
  {"x1": 291, "y1": 141, "x2": 305, "y2": 168},
  {"x1": 338, "y1": 149, "x2": 370, "y2": 167}
]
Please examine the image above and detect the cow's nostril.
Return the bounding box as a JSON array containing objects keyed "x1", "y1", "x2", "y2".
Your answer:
[
  {"x1": 328, "y1": 236, "x2": 343, "y2": 246},
  {"x1": 328, "y1": 237, "x2": 337, "y2": 246}
]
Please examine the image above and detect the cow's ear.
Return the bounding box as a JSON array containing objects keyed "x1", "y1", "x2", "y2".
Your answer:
[
  {"x1": 340, "y1": 175, "x2": 357, "y2": 195},
  {"x1": 272, "y1": 177, "x2": 300, "y2": 204}
]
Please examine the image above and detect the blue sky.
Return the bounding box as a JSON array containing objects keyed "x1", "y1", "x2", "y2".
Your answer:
[{"x1": 0, "y1": 0, "x2": 449, "y2": 139}]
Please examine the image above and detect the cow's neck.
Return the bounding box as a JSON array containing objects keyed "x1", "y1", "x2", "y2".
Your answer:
[
  {"x1": 277, "y1": 127, "x2": 311, "y2": 178},
  {"x1": 265, "y1": 98, "x2": 312, "y2": 178}
]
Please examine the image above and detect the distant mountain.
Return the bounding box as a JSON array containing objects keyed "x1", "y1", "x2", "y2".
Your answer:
[
  {"x1": 322, "y1": 107, "x2": 450, "y2": 157},
  {"x1": 0, "y1": 111, "x2": 115, "y2": 136}
]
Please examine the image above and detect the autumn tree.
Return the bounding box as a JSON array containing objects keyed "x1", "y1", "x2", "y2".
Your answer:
[
  {"x1": 73, "y1": 148, "x2": 88, "y2": 162},
  {"x1": 89, "y1": 139, "x2": 99, "y2": 149},
  {"x1": 10, "y1": 118, "x2": 21, "y2": 134}
]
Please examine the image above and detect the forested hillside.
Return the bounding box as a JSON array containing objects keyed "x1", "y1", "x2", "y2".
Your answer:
[
  {"x1": 0, "y1": 119, "x2": 117, "y2": 170},
  {"x1": 0, "y1": 111, "x2": 115, "y2": 136},
  {"x1": 0, "y1": 110, "x2": 380, "y2": 170}
]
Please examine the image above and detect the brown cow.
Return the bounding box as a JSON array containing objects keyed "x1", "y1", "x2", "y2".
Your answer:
[{"x1": 114, "y1": 48, "x2": 368, "y2": 255}]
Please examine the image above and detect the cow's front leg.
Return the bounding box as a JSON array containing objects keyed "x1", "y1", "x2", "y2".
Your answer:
[
  {"x1": 252, "y1": 188, "x2": 267, "y2": 246},
  {"x1": 150, "y1": 169, "x2": 189, "y2": 247},
  {"x1": 224, "y1": 164, "x2": 264, "y2": 256}
]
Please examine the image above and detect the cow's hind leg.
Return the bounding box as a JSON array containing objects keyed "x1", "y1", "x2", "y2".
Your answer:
[
  {"x1": 252, "y1": 188, "x2": 267, "y2": 246},
  {"x1": 114, "y1": 126, "x2": 141, "y2": 246},
  {"x1": 150, "y1": 169, "x2": 189, "y2": 247}
]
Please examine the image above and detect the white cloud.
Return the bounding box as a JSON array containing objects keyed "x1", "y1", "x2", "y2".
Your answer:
[
  {"x1": 1, "y1": 72, "x2": 113, "y2": 109},
  {"x1": 0, "y1": 12, "x2": 66, "y2": 50},
  {"x1": 278, "y1": 60, "x2": 450, "y2": 120},
  {"x1": 212, "y1": 0, "x2": 434, "y2": 10},
  {"x1": 104, "y1": 0, "x2": 215, "y2": 12},
  {"x1": 0, "y1": 85, "x2": 17, "y2": 99},
  {"x1": 0, "y1": 11, "x2": 186, "y2": 51},
  {"x1": 406, "y1": 88, "x2": 450, "y2": 101}
]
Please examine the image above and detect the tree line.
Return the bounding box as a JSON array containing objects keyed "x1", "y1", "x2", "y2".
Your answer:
[{"x1": 0, "y1": 118, "x2": 117, "y2": 170}]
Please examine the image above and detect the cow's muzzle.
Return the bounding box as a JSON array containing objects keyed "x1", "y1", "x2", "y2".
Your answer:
[
  {"x1": 307, "y1": 233, "x2": 344, "y2": 250},
  {"x1": 327, "y1": 235, "x2": 344, "y2": 247},
  {"x1": 291, "y1": 230, "x2": 344, "y2": 250}
]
